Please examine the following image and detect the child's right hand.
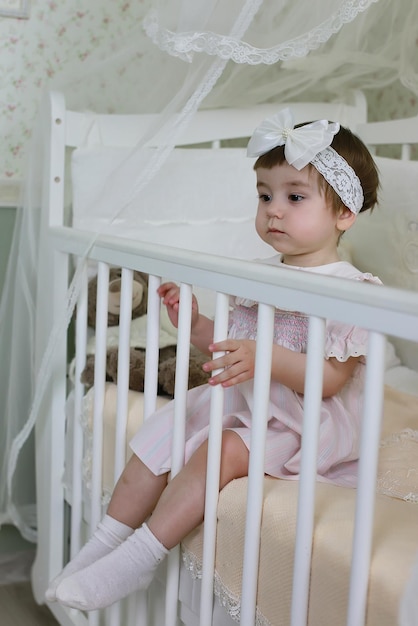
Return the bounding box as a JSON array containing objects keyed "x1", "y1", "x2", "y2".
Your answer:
[{"x1": 158, "y1": 282, "x2": 200, "y2": 329}]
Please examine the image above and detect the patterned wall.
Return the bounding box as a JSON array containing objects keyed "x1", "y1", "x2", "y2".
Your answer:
[{"x1": 0, "y1": 0, "x2": 148, "y2": 203}]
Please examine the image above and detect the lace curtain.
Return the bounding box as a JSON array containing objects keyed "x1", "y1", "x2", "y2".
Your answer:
[{"x1": 1, "y1": 0, "x2": 417, "y2": 542}]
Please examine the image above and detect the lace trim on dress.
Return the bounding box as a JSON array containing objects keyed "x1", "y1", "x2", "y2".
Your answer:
[
  {"x1": 144, "y1": 1, "x2": 377, "y2": 65},
  {"x1": 182, "y1": 547, "x2": 272, "y2": 625},
  {"x1": 353, "y1": 272, "x2": 382, "y2": 285},
  {"x1": 324, "y1": 333, "x2": 368, "y2": 362}
]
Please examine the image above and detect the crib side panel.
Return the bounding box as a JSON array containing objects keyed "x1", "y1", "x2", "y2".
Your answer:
[{"x1": 42, "y1": 227, "x2": 418, "y2": 626}]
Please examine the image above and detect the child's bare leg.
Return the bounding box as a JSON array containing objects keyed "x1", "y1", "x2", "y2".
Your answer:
[
  {"x1": 46, "y1": 455, "x2": 168, "y2": 602},
  {"x1": 148, "y1": 430, "x2": 249, "y2": 549},
  {"x1": 107, "y1": 453, "x2": 169, "y2": 527},
  {"x1": 55, "y1": 431, "x2": 249, "y2": 610}
]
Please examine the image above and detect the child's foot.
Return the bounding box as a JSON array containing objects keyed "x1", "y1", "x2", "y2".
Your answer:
[
  {"x1": 45, "y1": 515, "x2": 133, "y2": 602},
  {"x1": 55, "y1": 523, "x2": 168, "y2": 611}
]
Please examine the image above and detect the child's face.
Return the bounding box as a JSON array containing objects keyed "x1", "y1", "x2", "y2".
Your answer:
[{"x1": 255, "y1": 162, "x2": 344, "y2": 267}]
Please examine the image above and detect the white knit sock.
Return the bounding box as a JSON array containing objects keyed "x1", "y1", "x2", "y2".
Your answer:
[
  {"x1": 45, "y1": 514, "x2": 133, "y2": 602},
  {"x1": 55, "y1": 523, "x2": 169, "y2": 611}
]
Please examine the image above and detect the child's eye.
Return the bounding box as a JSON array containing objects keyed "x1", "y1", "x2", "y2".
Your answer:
[
  {"x1": 289, "y1": 194, "x2": 304, "y2": 202},
  {"x1": 258, "y1": 193, "x2": 272, "y2": 202}
]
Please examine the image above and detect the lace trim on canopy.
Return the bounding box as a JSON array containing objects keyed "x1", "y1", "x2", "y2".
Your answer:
[
  {"x1": 144, "y1": 1, "x2": 378, "y2": 65},
  {"x1": 182, "y1": 547, "x2": 271, "y2": 626}
]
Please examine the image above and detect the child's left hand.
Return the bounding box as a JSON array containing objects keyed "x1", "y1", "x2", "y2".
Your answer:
[{"x1": 203, "y1": 339, "x2": 257, "y2": 387}]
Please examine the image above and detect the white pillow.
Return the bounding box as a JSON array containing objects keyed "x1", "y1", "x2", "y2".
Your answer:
[
  {"x1": 72, "y1": 146, "x2": 258, "y2": 226},
  {"x1": 71, "y1": 146, "x2": 272, "y2": 261},
  {"x1": 345, "y1": 156, "x2": 418, "y2": 371},
  {"x1": 346, "y1": 156, "x2": 418, "y2": 291}
]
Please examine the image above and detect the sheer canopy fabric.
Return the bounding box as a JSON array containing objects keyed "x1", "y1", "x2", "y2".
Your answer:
[{"x1": 1, "y1": 0, "x2": 417, "y2": 541}]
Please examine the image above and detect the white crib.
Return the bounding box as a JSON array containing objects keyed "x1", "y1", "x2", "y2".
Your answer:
[{"x1": 31, "y1": 90, "x2": 418, "y2": 626}]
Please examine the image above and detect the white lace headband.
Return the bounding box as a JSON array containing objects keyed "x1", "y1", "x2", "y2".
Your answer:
[{"x1": 247, "y1": 108, "x2": 364, "y2": 214}]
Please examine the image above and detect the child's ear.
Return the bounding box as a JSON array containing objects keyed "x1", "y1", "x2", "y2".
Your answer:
[{"x1": 336, "y1": 207, "x2": 357, "y2": 232}]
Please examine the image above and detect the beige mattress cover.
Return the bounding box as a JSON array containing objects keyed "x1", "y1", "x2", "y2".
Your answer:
[{"x1": 84, "y1": 384, "x2": 418, "y2": 626}]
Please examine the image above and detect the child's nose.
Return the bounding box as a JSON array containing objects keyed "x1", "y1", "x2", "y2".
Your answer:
[{"x1": 267, "y1": 200, "x2": 284, "y2": 218}]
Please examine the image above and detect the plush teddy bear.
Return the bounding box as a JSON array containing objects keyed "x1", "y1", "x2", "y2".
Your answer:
[
  {"x1": 86, "y1": 267, "x2": 149, "y2": 328},
  {"x1": 81, "y1": 268, "x2": 209, "y2": 397}
]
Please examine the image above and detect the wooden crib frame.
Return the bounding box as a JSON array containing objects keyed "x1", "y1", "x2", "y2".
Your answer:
[{"x1": 31, "y1": 90, "x2": 418, "y2": 626}]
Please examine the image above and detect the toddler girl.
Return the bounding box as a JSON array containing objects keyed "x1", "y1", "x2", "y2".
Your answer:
[{"x1": 47, "y1": 108, "x2": 381, "y2": 611}]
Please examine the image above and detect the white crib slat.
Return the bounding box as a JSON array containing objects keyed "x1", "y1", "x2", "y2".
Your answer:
[
  {"x1": 107, "y1": 602, "x2": 120, "y2": 626},
  {"x1": 88, "y1": 610, "x2": 100, "y2": 626},
  {"x1": 108, "y1": 268, "x2": 134, "y2": 626},
  {"x1": 165, "y1": 282, "x2": 193, "y2": 626},
  {"x1": 347, "y1": 331, "x2": 386, "y2": 626},
  {"x1": 401, "y1": 144, "x2": 411, "y2": 160},
  {"x1": 200, "y1": 292, "x2": 229, "y2": 626},
  {"x1": 165, "y1": 548, "x2": 181, "y2": 626},
  {"x1": 71, "y1": 262, "x2": 88, "y2": 557},
  {"x1": 291, "y1": 316, "x2": 326, "y2": 626},
  {"x1": 144, "y1": 274, "x2": 162, "y2": 420},
  {"x1": 114, "y1": 267, "x2": 133, "y2": 480},
  {"x1": 126, "y1": 593, "x2": 138, "y2": 624},
  {"x1": 170, "y1": 282, "x2": 193, "y2": 476},
  {"x1": 133, "y1": 273, "x2": 155, "y2": 626},
  {"x1": 240, "y1": 303, "x2": 275, "y2": 626},
  {"x1": 90, "y1": 262, "x2": 110, "y2": 532},
  {"x1": 138, "y1": 270, "x2": 158, "y2": 626},
  {"x1": 89, "y1": 263, "x2": 111, "y2": 626}
]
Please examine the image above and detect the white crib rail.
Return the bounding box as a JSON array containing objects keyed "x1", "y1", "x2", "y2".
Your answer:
[{"x1": 45, "y1": 226, "x2": 418, "y2": 626}]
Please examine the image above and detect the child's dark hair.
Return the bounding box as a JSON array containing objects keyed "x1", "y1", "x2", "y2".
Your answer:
[{"x1": 254, "y1": 124, "x2": 379, "y2": 215}]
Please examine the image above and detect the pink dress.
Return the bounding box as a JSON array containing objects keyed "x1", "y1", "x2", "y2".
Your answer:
[{"x1": 130, "y1": 258, "x2": 382, "y2": 487}]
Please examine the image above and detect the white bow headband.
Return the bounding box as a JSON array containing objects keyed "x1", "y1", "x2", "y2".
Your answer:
[{"x1": 247, "y1": 108, "x2": 364, "y2": 214}]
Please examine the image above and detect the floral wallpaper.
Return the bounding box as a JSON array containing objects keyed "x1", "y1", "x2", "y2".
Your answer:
[
  {"x1": 0, "y1": 0, "x2": 149, "y2": 202},
  {"x1": 0, "y1": 1, "x2": 417, "y2": 204}
]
